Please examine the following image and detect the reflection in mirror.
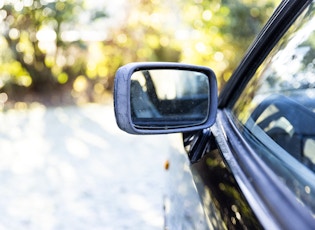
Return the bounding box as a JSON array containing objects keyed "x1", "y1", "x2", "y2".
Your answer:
[{"x1": 130, "y1": 69, "x2": 209, "y2": 129}]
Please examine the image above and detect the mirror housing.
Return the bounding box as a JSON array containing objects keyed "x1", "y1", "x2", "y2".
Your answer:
[{"x1": 114, "y1": 62, "x2": 217, "y2": 134}]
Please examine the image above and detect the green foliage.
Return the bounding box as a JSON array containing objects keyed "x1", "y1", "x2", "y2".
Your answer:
[
  {"x1": 85, "y1": 0, "x2": 182, "y2": 95},
  {"x1": 0, "y1": 0, "x2": 280, "y2": 106},
  {"x1": 0, "y1": 0, "x2": 103, "y2": 104},
  {"x1": 177, "y1": 0, "x2": 280, "y2": 89}
]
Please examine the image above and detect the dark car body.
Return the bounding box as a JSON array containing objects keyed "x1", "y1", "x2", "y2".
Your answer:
[{"x1": 114, "y1": 0, "x2": 315, "y2": 229}]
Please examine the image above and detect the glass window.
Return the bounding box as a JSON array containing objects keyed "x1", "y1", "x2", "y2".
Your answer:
[{"x1": 231, "y1": 2, "x2": 315, "y2": 214}]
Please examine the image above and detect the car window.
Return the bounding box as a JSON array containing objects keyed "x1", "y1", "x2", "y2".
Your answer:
[{"x1": 231, "y1": 2, "x2": 315, "y2": 215}]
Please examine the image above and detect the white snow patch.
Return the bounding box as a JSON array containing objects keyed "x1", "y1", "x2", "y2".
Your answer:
[{"x1": 0, "y1": 104, "x2": 206, "y2": 229}]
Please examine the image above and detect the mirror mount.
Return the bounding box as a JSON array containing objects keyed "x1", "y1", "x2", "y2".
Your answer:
[
  {"x1": 183, "y1": 129, "x2": 215, "y2": 163},
  {"x1": 114, "y1": 62, "x2": 218, "y2": 134}
]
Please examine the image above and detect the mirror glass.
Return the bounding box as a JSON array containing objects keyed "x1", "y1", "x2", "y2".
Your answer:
[{"x1": 130, "y1": 69, "x2": 210, "y2": 129}]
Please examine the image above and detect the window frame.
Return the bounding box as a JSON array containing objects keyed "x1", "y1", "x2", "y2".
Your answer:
[
  {"x1": 218, "y1": 0, "x2": 312, "y2": 109},
  {"x1": 220, "y1": 0, "x2": 315, "y2": 219}
]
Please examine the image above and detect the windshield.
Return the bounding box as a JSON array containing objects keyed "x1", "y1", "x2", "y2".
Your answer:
[{"x1": 232, "y1": 2, "x2": 315, "y2": 215}]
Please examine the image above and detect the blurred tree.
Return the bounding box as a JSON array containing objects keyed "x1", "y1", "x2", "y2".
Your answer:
[
  {"x1": 177, "y1": 0, "x2": 280, "y2": 90},
  {"x1": 0, "y1": 0, "x2": 106, "y2": 104},
  {"x1": 0, "y1": 0, "x2": 281, "y2": 106},
  {"x1": 91, "y1": 0, "x2": 181, "y2": 94}
]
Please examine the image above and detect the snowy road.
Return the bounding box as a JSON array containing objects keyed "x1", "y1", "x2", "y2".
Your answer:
[{"x1": 0, "y1": 104, "x2": 206, "y2": 229}]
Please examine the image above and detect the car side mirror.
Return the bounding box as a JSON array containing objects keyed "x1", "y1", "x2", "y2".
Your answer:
[{"x1": 114, "y1": 62, "x2": 217, "y2": 134}]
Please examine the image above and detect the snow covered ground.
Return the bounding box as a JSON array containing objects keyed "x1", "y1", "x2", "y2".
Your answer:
[{"x1": 0, "y1": 104, "x2": 206, "y2": 229}]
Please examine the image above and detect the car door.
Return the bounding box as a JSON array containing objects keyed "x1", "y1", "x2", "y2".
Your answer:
[{"x1": 188, "y1": 0, "x2": 315, "y2": 229}]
